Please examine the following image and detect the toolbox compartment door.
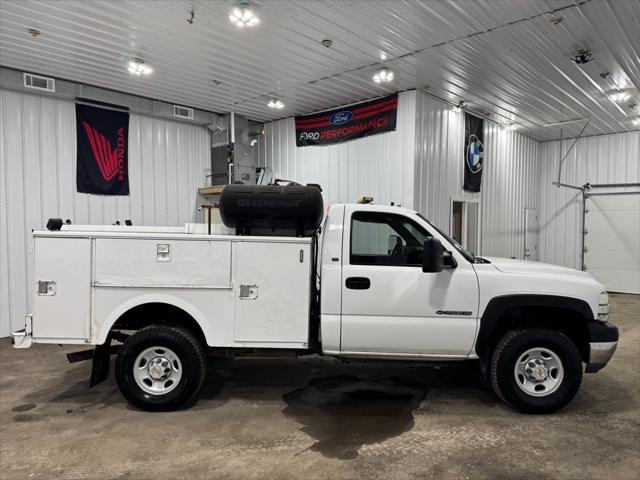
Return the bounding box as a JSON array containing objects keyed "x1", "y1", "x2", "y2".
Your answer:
[
  {"x1": 234, "y1": 241, "x2": 311, "y2": 345},
  {"x1": 94, "y1": 238, "x2": 232, "y2": 288},
  {"x1": 33, "y1": 237, "x2": 91, "y2": 341}
]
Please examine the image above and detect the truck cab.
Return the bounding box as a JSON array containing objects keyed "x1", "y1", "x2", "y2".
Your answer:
[
  {"x1": 319, "y1": 204, "x2": 479, "y2": 359},
  {"x1": 12, "y1": 200, "x2": 619, "y2": 414}
]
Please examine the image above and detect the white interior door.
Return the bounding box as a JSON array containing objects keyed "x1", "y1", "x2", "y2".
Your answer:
[
  {"x1": 584, "y1": 193, "x2": 640, "y2": 294},
  {"x1": 465, "y1": 202, "x2": 479, "y2": 256},
  {"x1": 524, "y1": 207, "x2": 539, "y2": 261},
  {"x1": 450, "y1": 199, "x2": 480, "y2": 256}
]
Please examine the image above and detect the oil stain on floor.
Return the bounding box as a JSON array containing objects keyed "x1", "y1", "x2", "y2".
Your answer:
[
  {"x1": 283, "y1": 374, "x2": 428, "y2": 459},
  {"x1": 11, "y1": 403, "x2": 37, "y2": 412}
]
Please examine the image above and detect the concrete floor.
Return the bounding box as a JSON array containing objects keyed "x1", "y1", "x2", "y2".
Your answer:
[{"x1": 1, "y1": 294, "x2": 638, "y2": 480}]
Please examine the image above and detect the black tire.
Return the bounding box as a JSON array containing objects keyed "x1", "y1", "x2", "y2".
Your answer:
[
  {"x1": 490, "y1": 328, "x2": 582, "y2": 414},
  {"x1": 115, "y1": 325, "x2": 207, "y2": 411}
]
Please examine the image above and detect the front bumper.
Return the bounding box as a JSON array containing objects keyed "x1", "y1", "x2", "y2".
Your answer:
[
  {"x1": 11, "y1": 314, "x2": 33, "y2": 349},
  {"x1": 586, "y1": 320, "x2": 619, "y2": 373}
]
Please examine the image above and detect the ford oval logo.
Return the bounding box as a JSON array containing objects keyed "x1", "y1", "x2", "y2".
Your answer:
[{"x1": 330, "y1": 111, "x2": 353, "y2": 125}]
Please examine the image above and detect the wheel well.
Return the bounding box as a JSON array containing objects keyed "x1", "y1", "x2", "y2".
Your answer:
[
  {"x1": 111, "y1": 303, "x2": 207, "y2": 346},
  {"x1": 486, "y1": 306, "x2": 590, "y2": 362}
]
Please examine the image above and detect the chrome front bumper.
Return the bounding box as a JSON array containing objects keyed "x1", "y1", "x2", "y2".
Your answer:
[
  {"x1": 586, "y1": 341, "x2": 618, "y2": 373},
  {"x1": 11, "y1": 314, "x2": 33, "y2": 349},
  {"x1": 585, "y1": 320, "x2": 619, "y2": 373}
]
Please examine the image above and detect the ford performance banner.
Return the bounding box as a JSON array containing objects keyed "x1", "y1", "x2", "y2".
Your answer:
[
  {"x1": 76, "y1": 98, "x2": 129, "y2": 195},
  {"x1": 463, "y1": 112, "x2": 484, "y2": 192},
  {"x1": 295, "y1": 94, "x2": 398, "y2": 147}
]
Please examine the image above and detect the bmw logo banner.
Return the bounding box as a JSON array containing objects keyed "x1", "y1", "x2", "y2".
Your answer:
[
  {"x1": 295, "y1": 94, "x2": 398, "y2": 147},
  {"x1": 463, "y1": 112, "x2": 484, "y2": 192},
  {"x1": 76, "y1": 98, "x2": 130, "y2": 195}
]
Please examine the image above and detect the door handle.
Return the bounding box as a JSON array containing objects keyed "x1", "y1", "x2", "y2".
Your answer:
[{"x1": 345, "y1": 277, "x2": 370, "y2": 289}]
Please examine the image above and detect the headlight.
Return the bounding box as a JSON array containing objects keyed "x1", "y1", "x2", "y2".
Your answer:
[{"x1": 598, "y1": 291, "x2": 609, "y2": 321}]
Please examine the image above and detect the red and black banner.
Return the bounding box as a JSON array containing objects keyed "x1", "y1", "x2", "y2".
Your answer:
[
  {"x1": 76, "y1": 98, "x2": 129, "y2": 195},
  {"x1": 295, "y1": 94, "x2": 398, "y2": 147}
]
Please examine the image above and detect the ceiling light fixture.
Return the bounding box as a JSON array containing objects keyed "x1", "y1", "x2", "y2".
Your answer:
[
  {"x1": 570, "y1": 48, "x2": 594, "y2": 65},
  {"x1": 128, "y1": 58, "x2": 153, "y2": 75},
  {"x1": 504, "y1": 123, "x2": 517, "y2": 131},
  {"x1": 229, "y1": 3, "x2": 259, "y2": 28},
  {"x1": 632, "y1": 118, "x2": 640, "y2": 127},
  {"x1": 373, "y1": 67, "x2": 394, "y2": 84},
  {"x1": 268, "y1": 98, "x2": 284, "y2": 109},
  {"x1": 452, "y1": 101, "x2": 465, "y2": 112},
  {"x1": 609, "y1": 90, "x2": 631, "y2": 103}
]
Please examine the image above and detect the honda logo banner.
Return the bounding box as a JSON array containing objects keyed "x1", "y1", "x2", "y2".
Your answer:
[
  {"x1": 76, "y1": 98, "x2": 129, "y2": 195},
  {"x1": 463, "y1": 112, "x2": 484, "y2": 192},
  {"x1": 295, "y1": 94, "x2": 398, "y2": 147}
]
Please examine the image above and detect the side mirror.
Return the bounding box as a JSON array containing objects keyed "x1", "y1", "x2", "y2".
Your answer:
[{"x1": 422, "y1": 238, "x2": 444, "y2": 273}]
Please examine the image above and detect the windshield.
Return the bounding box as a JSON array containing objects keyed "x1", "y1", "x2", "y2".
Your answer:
[{"x1": 415, "y1": 213, "x2": 475, "y2": 263}]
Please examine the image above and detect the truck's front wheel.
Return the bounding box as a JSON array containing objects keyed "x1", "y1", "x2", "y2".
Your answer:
[
  {"x1": 490, "y1": 329, "x2": 582, "y2": 414},
  {"x1": 115, "y1": 325, "x2": 207, "y2": 411}
]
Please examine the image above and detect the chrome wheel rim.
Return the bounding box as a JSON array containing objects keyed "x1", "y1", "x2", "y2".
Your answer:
[
  {"x1": 133, "y1": 346, "x2": 182, "y2": 395},
  {"x1": 514, "y1": 347, "x2": 564, "y2": 397}
]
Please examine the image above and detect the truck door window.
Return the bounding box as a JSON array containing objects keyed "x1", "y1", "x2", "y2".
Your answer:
[{"x1": 350, "y1": 211, "x2": 432, "y2": 266}]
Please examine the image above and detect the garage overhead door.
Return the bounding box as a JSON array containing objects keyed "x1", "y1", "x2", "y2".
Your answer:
[{"x1": 584, "y1": 193, "x2": 640, "y2": 294}]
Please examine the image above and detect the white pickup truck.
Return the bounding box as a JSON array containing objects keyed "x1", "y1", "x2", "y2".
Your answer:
[{"x1": 12, "y1": 187, "x2": 618, "y2": 414}]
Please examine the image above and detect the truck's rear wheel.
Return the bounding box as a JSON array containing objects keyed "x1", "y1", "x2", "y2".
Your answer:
[
  {"x1": 115, "y1": 325, "x2": 207, "y2": 411},
  {"x1": 490, "y1": 329, "x2": 582, "y2": 414}
]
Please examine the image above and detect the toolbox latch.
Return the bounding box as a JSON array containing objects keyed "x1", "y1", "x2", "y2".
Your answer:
[
  {"x1": 239, "y1": 284, "x2": 258, "y2": 299},
  {"x1": 37, "y1": 280, "x2": 56, "y2": 296}
]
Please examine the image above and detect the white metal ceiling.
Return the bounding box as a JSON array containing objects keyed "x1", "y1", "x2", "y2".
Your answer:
[{"x1": 0, "y1": 0, "x2": 638, "y2": 141}]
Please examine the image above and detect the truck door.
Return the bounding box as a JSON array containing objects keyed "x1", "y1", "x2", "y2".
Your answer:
[{"x1": 340, "y1": 209, "x2": 479, "y2": 357}]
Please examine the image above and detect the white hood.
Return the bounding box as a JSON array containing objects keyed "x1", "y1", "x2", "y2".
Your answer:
[
  {"x1": 474, "y1": 257, "x2": 604, "y2": 319},
  {"x1": 483, "y1": 257, "x2": 594, "y2": 280}
]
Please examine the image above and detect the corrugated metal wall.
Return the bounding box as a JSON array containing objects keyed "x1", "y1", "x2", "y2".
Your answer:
[
  {"x1": 413, "y1": 93, "x2": 474, "y2": 229},
  {"x1": 259, "y1": 90, "x2": 542, "y2": 260},
  {"x1": 257, "y1": 91, "x2": 417, "y2": 208},
  {"x1": 0, "y1": 89, "x2": 211, "y2": 336},
  {"x1": 480, "y1": 122, "x2": 541, "y2": 258},
  {"x1": 539, "y1": 131, "x2": 640, "y2": 269},
  {"x1": 408, "y1": 91, "x2": 540, "y2": 258}
]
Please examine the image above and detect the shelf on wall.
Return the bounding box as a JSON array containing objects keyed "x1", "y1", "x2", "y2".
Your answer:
[{"x1": 198, "y1": 185, "x2": 225, "y2": 196}]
